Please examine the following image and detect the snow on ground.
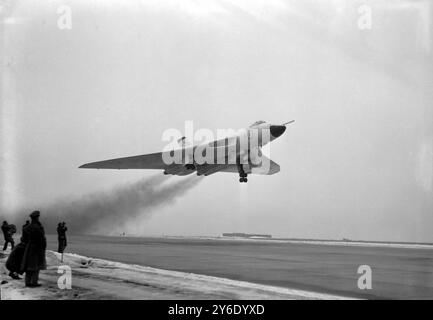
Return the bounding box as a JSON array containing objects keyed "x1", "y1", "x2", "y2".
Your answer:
[{"x1": 1, "y1": 250, "x2": 354, "y2": 300}]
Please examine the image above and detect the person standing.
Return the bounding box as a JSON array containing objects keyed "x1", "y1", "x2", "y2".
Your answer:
[
  {"x1": 57, "y1": 222, "x2": 68, "y2": 254},
  {"x1": 2, "y1": 221, "x2": 15, "y2": 251},
  {"x1": 21, "y1": 211, "x2": 47, "y2": 288},
  {"x1": 22, "y1": 220, "x2": 30, "y2": 233}
]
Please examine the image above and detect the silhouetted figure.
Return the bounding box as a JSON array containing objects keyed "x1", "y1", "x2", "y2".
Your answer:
[
  {"x1": 21, "y1": 211, "x2": 47, "y2": 287},
  {"x1": 22, "y1": 220, "x2": 30, "y2": 234},
  {"x1": 57, "y1": 222, "x2": 67, "y2": 254},
  {"x1": 6, "y1": 221, "x2": 29, "y2": 280},
  {"x1": 2, "y1": 221, "x2": 15, "y2": 251}
]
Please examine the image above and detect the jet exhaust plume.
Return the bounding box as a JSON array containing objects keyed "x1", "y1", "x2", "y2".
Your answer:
[{"x1": 9, "y1": 175, "x2": 202, "y2": 234}]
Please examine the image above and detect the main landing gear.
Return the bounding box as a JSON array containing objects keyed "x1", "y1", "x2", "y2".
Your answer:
[
  {"x1": 237, "y1": 159, "x2": 249, "y2": 183},
  {"x1": 238, "y1": 166, "x2": 248, "y2": 183},
  {"x1": 239, "y1": 173, "x2": 248, "y2": 183}
]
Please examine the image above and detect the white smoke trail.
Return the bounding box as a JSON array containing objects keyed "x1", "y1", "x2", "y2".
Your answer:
[{"x1": 12, "y1": 174, "x2": 202, "y2": 234}]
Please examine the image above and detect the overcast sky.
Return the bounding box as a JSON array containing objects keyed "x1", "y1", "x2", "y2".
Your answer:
[{"x1": 1, "y1": 0, "x2": 432, "y2": 242}]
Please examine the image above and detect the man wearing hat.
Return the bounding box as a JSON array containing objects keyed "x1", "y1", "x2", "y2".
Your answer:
[{"x1": 21, "y1": 210, "x2": 47, "y2": 287}]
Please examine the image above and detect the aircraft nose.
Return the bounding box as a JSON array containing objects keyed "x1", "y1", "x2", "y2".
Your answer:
[{"x1": 270, "y1": 125, "x2": 286, "y2": 138}]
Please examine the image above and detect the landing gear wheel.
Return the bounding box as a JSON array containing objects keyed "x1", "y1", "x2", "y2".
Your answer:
[{"x1": 237, "y1": 162, "x2": 248, "y2": 183}]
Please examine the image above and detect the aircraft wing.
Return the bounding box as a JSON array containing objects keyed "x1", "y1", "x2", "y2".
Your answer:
[
  {"x1": 80, "y1": 152, "x2": 280, "y2": 176},
  {"x1": 79, "y1": 151, "x2": 174, "y2": 170}
]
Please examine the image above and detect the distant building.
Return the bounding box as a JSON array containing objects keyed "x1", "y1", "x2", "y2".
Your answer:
[{"x1": 222, "y1": 233, "x2": 272, "y2": 239}]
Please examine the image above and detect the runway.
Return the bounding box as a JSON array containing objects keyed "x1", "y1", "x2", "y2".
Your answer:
[{"x1": 45, "y1": 235, "x2": 433, "y2": 299}]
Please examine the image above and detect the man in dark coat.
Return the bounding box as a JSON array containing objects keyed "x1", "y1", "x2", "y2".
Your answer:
[
  {"x1": 6, "y1": 220, "x2": 32, "y2": 279},
  {"x1": 21, "y1": 211, "x2": 47, "y2": 287},
  {"x1": 6, "y1": 238, "x2": 27, "y2": 280},
  {"x1": 2, "y1": 221, "x2": 15, "y2": 251},
  {"x1": 22, "y1": 220, "x2": 30, "y2": 233},
  {"x1": 57, "y1": 222, "x2": 68, "y2": 253}
]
